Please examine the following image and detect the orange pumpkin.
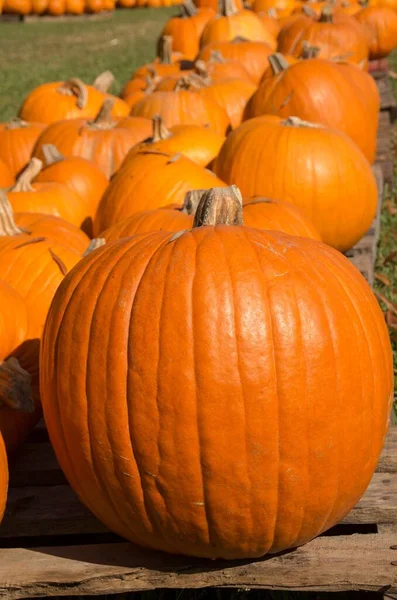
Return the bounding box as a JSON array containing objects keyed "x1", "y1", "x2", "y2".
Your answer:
[
  {"x1": 194, "y1": 0, "x2": 243, "y2": 9},
  {"x1": 194, "y1": 51, "x2": 252, "y2": 81},
  {"x1": 200, "y1": 0, "x2": 277, "y2": 47},
  {"x1": 255, "y1": 9, "x2": 281, "y2": 36},
  {"x1": 85, "y1": 0, "x2": 104, "y2": 11},
  {"x1": 245, "y1": 56, "x2": 379, "y2": 163},
  {"x1": 118, "y1": 0, "x2": 136, "y2": 6},
  {"x1": 214, "y1": 115, "x2": 377, "y2": 251},
  {"x1": 6, "y1": 158, "x2": 93, "y2": 230},
  {"x1": 0, "y1": 435, "x2": 8, "y2": 521},
  {"x1": 355, "y1": 6, "x2": 397, "y2": 58},
  {"x1": 338, "y1": 0, "x2": 362, "y2": 15},
  {"x1": 161, "y1": 0, "x2": 215, "y2": 59},
  {"x1": 130, "y1": 80, "x2": 230, "y2": 134},
  {"x1": 0, "y1": 118, "x2": 45, "y2": 178},
  {"x1": 19, "y1": 78, "x2": 129, "y2": 125},
  {"x1": 126, "y1": 116, "x2": 225, "y2": 167},
  {"x1": 94, "y1": 150, "x2": 226, "y2": 233},
  {"x1": 46, "y1": 0, "x2": 65, "y2": 14},
  {"x1": 121, "y1": 77, "x2": 158, "y2": 111},
  {"x1": 198, "y1": 38, "x2": 275, "y2": 83},
  {"x1": 66, "y1": 0, "x2": 84, "y2": 12},
  {"x1": 0, "y1": 160, "x2": 14, "y2": 188},
  {"x1": 31, "y1": 0, "x2": 48, "y2": 12},
  {"x1": 32, "y1": 101, "x2": 152, "y2": 179},
  {"x1": 252, "y1": 0, "x2": 296, "y2": 16},
  {"x1": 371, "y1": 0, "x2": 397, "y2": 11},
  {"x1": 3, "y1": 0, "x2": 31, "y2": 13},
  {"x1": 133, "y1": 36, "x2": 192, "y2": 81},
  {"x1": 41, "y1": 185, "x2": 392, "y2": 559},
  {"x1": 277, "y1": 6, "x2": 369, "y2": 66}
]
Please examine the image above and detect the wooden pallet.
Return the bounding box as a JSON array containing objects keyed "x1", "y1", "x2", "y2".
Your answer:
[{"x1": 0, "y1": 422, "x2": 395, "y2": 599}]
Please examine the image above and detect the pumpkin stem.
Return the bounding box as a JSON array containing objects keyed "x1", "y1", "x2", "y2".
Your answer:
[
  {"x1": 56, "y1": 78, "x2": 88, "y2": 109},
  {"x1": 302, "y1": 4, "x2": 317, "y2": 17},
  {"x1": 319, "y1": 5, "x2": 333, "y2": 21},
  {"x1": 193, "y1": 186, "x2": 243, "y2": 227},
  {"x1": 283, "y1": 116, "x2": 321, "y2": 128},
  {"x1": 268, "y1": 53, "x2": 290, "y2": 74},
  {"x1": 41, "y1": 144, "x2": 65, "y2": 166},
  {"x1": 5, "y1": 117, "x2": 28, "y2": 130},
  {"x1": 152, "y1": 116, "x2": 172, "y2": 142},
  {"x1": 244, "y1": 196, "x2": 274, "y2": 208},
  {"x1": 0, "y1": 191, "x2": 25, "y2": 236},
  {"x1": 300, "y1": 42, "x2": 320, "y2": 59},
  {"x1": 158, "y1": 36, "x2": 173, "y2": 65},
  {"x1": 83, "y1": 238, "x2": 106, "y2": 257},
  {"x1": 219, "y1": 0, "x2": 238, "y2": 16},
  {"x1": 180, "y1": 0, "x2": 197, "y2": 17},
  {"x1": 10, "y1": 158, "x2": 43, "y2": 193},
  {"x1": 92, "y1": 70, "x2": 115, "y2": 93},
  {"x1": 194, "y1": 61, "x2": 213, "y2": 84},
  {"x1": 209, "y1": 50, "x2": 226, "y2": 63},
  {"x1": 0, "y1": 358, "x2": 34, "y2": 414},
  {"x1": 182, "y1": 189, "x2": 207, "y2": 215},
  {"x1": 266, "y1": 7, "x2": 277, "y2": 16},
  {"x1": 88, "y1": 99, "x2": 116, "y2": 130}
]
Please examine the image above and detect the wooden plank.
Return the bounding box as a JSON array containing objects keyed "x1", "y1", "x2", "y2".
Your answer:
[
  {"x1": 376, "y1": 110, "x2": 393, "y2": 184},
  {"x1": 0, "y1": 531, "x2": 396, "y2": 598},
  {"x1": 9, "y1": 444, "x2": 67, "y2": 488},
  {"x1": 377, "y1": 77, "x2": 397, "y2": 113},
  {"x1": 379, "y1": 427, "x2": 397, "y2": 474}
]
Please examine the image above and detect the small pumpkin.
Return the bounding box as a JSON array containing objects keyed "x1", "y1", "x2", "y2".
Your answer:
[
  {"x1": 277, "y1": 6, "x2": 369, "y2": 66},
  {"x1": 18, "y1": 78, "x2": 129, "y2": 125},
  {"x1": 32, "y1": 100, "x2": 153, "y2": 179},
  {"x1": 94, "y1": 149, "x2": 226, "y2": 233},
  {"x1": 130, "y1": 78, "x2": 230, "y2": 135},
  {"x1": 46, "y1": 0, "x2": 65, "y2": 14},
  {"x1": 161, "y1": 0, "x2": 215, "y2": 59},
  {"x1": 66, "y1": 0, "x2": 84, "y2": 12},
  {"x1": 126, "y1": 116, "x2": 225, "y2": 167},
  {"x1": 0, "y1": 160, "x2": 14, "y2": 188},
  {"x1": 200, "y1": 0, "x2": 277, "y2": 47},
  {"x1": 31, "y1": 0, "x2": 48, "y2": 12},
  {"x1": 133, "y1": 36, "x2": 192, "y2": 81},
  {"x1": 0, "y1": 118, "x2": 45, "y2": 178},
  {"x1": 355, "y1": 6, "x2": 397, "y2": 58},
  {"x1": 41, "y1": 185, "x2": 392, "y2": 560},
  {"x1": 214, "y1": 115, "x2": 377, "y2": 251},
  {"x1": 245, "y1": 55, "x2": 379, "y2": 163},
  {"x1": 198, "y1": 38, "x2": 275, "y2": 84}
]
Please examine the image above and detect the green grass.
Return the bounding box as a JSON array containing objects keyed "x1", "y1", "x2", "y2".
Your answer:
[{"x1": 0, "y1": 7, "x2": 177, "y2": 120}]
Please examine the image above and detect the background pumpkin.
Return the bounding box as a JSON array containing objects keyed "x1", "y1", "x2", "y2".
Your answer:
[
  {"x1": 3, "y1": 0, "x2": 31, "y2": 13},
  {"x1": 245, "y1": 56, "x2": 379, "y2": 163},
  {"x1": 94, "y1": 150, "x2": 226, "y2": 233},
  {"x1": 194, "y1": 52, "x2": 252, "y2": 82},
  {"x1": 133, "y1": 36, "x2": 191, "y2": 80},
  {"x1": 40, "y1": 186, "x2": 392, "y2": 559},
  {"x1": 160, "y1": 0, "x2": 215, "y2": 59},
  {"x1": 355, "y1": 6, "x2": 397, "y2": 58},
  {"x1": 0, "y1": 118, "x2": 45, "y2": 179},
  {"x1": 32, "y1": 102, "x2": 153, "y2": 179},
  {"x1": 252, "y1": 0, "x2": 296, "y2": 16},
  {"x1": 214, "y1": 115, "x2": 377, "y2": 252}
]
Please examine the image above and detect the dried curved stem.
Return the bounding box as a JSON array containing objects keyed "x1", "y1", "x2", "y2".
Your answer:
[
  {"x1": 10, "y1": 158, "x2": 43, "y2": 193},
  {"x1": 283, "y1": 116, "x2": 321, "y2": 128},
  {"x1": 319, "y1": 5, "x2": 333, "y2": 21},
  {"x1": 300, "y1": 42, "x2": 320, "y2": 59},
  {"x1": 193, "y1": 186, "x2": 243, "y2": 227},
  {"x1": 182, "y1": 189, "x2": 207, "y2": 215},
  {"x1": 158, "y1": 36, "x2": 173, "y2": 65},
  {"x1": 56, "y1": 78, "x2": 88, "y2": 109},
  {"x1": 5, "y1": 117, "x2": 28, "y2": 130},
  {"x1": 180, "y1": 0, "x2": 197, "y2": 17},
  {"x1": 0, "y1": 191, "x2": 25, "y2": 236},
  {"x1": 88, "y1": 99, "x2": 116, "y2": 130},
  {"x1": 152, "y1": 116, "x2": 172, "y2": 142},
  {"x1": 0, "y1": 358, "x2": 34, "y2": 413},
  {"x1": 268, "y1": 53, "x2": 290, "y2": 75},
  {"x1": 41, "y1": 144, "x2": 65, "y2": 166},
  {"x1": 92, "y1": 71, "x2": 115, "y2": 93},
  {"x1": 83, "y1": 238, "x2": 106, "y2": 257}
]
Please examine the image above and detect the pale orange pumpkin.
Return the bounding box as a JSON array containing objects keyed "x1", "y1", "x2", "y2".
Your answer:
[
  {"x1": 355, "y1": 6, "x2": 397, "y2": 58},
  {"x1": 0, "y1": 118, "x2": 45, "y2": 178}
]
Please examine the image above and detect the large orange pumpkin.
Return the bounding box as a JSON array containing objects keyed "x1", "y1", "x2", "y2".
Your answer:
[
  {"x1": 94, "y1": 150, "x2": 226, "y2": 233},
  {"x1": 194, "y1": 51, "x2": 252, "y2": 82},
  {"x1": 355, "y1": 6, "x2": 397, "y2": 58},
  {"x1": 32, "y1": 101, "x2": 153, "y2": 179},
  {"x1": 126, "y1": 116, "x2": 225, "y2": 167},
  {"x1": 130, "y1": 81, "x2": 230, "y2": 134},
  {"x1": 252, "y1": 0, "x2": 296, "y2": 16},
  {"x1": 161, "y1": 0, "x2": 215, "y2": 59},
  {"x1": 0, "y1": 160, "x2": 14, "y2": 188},
  {"x1": 245, "y1": 56, "x2": 379, "y2": 163},
  {"x1": 18, "y1": 78, "x2": 129, "y2": 125},
  {"x1": 277, "y1": 6, "x2": 369, "y2": 66},
  {"x1": 0, "y1": 435, "x2": 8, "y2": 522},
  {"x1": 0, "y1": 118, "x2": 45, "y2": 178},
  {"x1": 100, "y1": 191, "x2": 321, "y2": 240},
  {"x1": 200, "y1": 0, "x2": 277, "y2": 47},
  {"x1": 198, "y1": 38, "x2": 275, "y2": 83},
  {"x1": 214, "y1": 115, "x2": 377, "y2": 251},
  {"x1": 40, "y1": 185, "x2": 393, "y2": 559}
]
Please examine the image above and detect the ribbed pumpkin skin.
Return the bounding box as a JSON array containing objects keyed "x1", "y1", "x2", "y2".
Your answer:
[
  {"x1": 161, "y1": 8, "x2": 215, "y2": 59},
  {"x1": 19, "y1": 82, "x2": 128, "y2": 125},
  {"x1": 200, "y1": 10, "x2": 277, "y2": 47},
  {"x1": 32, "y1": 117, "x2": 152, "y2": 179},
  {"x1": 198, "y1": 40, "x2": 274, "y2": 84},
  {"x1": 214, "y1": 116, "x2": 377, "y2": 251},
  {"x1": 0, "y1": 436, "x2": 7, "y2": 524},
  {"x1": 245, "y1": 58, "x2": 379, "y2": 163},
  {"x1": 277, "y1": 12, "x2": 369, "y2": 66},
  {"x1": 198, "y1": 58, "x2": 252, "y2": 82},
  {"x1": 0, "y1": 120, "x2": 45, "y2": 178},
  {"x1": 130, "y1": 90, "x2": 230, "y2": 135},
  {"x1": 15, "y1": 213, "x2": 90, "y2": 253},
  {"x1": 94, "y1": 151, "x2": 226, "y2": 233},
  {"x1": 32, "y1": 155, "x2": 109, "y2": 234},
  {"x1": 40, "y1": 229, "x2": 393, "y2": 559},
  {"x1": 0, "y1": 159, "x2": 14, "y2": 188},
  {"x1": 0, "y1": 280, "x2": 28, "y2": 363},
  {"x1": 243, "y1": 197, "x2": 321, "y2": 239},
  {"x1": 355, "y1": 7, "x2": 397, "y2": 58},
  {"x1": 101, "y1": 206, "x2": 193, "y2": 240},
  {"x1": 126, "y1": 124, "x2": 225, "y2": 167},
  {"x1": 199, "y1": 79, "x2": 257, "y2": 128}
]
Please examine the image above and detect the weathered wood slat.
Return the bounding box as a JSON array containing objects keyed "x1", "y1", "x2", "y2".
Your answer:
[
  {"x1": 377, "y1": 76, "x2": 397, "y2": 113},
  {"x1": 0, "y1": 532, "x2": 396, "y2": 599},
  {"x1": 376, "y1": 110, "x2": 394, "y2": 184}
]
